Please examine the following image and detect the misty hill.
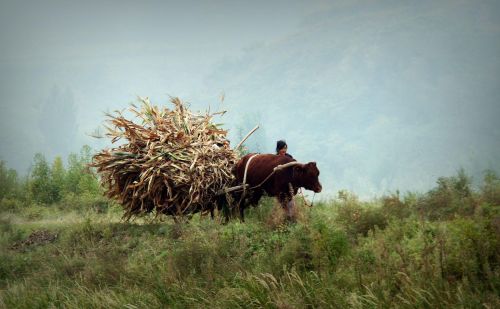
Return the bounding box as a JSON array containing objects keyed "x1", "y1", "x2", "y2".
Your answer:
[{"x1": 204, "y1": 1, "x2": 500, "y2": 197}]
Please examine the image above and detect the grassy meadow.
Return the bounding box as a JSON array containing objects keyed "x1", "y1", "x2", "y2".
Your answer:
[{"x1": 1, "y1": 148, "x2": 499, "y2": 308}]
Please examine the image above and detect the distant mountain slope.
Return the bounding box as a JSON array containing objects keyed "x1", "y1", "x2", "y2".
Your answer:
[{"x1": 205, "y1": 1, "x2": 500, "y2": 197}]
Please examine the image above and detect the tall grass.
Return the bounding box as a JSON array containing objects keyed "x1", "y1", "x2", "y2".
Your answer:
[{"x1": 0, "y1": 167, "x2": 499, "y2": 308}]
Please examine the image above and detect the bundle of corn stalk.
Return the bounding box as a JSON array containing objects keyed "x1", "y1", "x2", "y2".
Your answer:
[{"x1": 91, "y1": 97, "x2": 238, "y2": 220}]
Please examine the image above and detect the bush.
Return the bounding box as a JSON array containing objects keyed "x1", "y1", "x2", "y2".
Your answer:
[
  {"x1": 21, "y1": 204, "x2": 46, "y2": 220},
  {"x1": 335, "y1": 191, "x2": 387, "y2": 239},
  {"x1": 443, "y1": 217, "x2": 500, "y2": 288},
  {"x1": 58, "y1": 193, "x2": 112, "y2": 213},
  {"x1": 482, "y1": 170, "x2": 500, "y2": 206},
  {"x1": 0, "y1": 161, "x2": 21, "y2": 200},
  {"x1": 380, "y1": 191, "x2": 414, "y2": 219},
  {"x1": 0, "y1": 198, "x2": 24, "y2": 212},
  {"x1": 416, "y1": 169, "x2": 478, "y2": 220}
]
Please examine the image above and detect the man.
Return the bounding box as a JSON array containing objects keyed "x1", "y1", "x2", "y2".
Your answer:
[
  {"x1": 276, "y1": 139, "x2": 296, "y2": 221},
  {"x1": 276, "y1": 140, "x2": 293, "y2": 159}
]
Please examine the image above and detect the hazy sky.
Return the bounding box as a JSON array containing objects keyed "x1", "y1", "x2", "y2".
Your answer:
[{"x1": 1, "y1": 0, "x2": 499, "y2": 198}]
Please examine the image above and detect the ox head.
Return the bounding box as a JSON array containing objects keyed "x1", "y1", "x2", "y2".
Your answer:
[{"x1": 293, "y1": 162, "x2": 322, "y2": 193}]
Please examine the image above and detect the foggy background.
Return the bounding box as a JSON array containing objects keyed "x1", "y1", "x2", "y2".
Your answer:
[{"x1": 1, "y1": 0, "x2": 499, "y2": 198}]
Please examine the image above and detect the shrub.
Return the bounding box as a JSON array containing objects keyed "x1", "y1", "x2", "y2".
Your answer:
[
  {"x1": 335, "y1": 191, "x2": 387, "y2": 239},
  {"x1": 21, "y1": 204, "x2": 46, "y2": 220},
  {"x1": 442, "y1": 217, "x2": 500, "y2": 288},
  {"x1": 482, "y1": 170, "x2": 500, "y2": 206},
  {"x1": 0, "y1": 198, "x2": 24, "y2": 212},
  {"x1": 58, "y1": 192, "x2": 112, "y2": 213},
  {"x1": 381, "y1": 191, "x2": 413, "y2": 219},
  {"x1": 0, "y1": 161, "x2": 21, "y2": 200},
  {"x1": 416, "y1": 169, "x2": 478, "y2": 220}
]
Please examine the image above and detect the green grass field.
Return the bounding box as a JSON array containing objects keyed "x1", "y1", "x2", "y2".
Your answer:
[
  {"x1": 1, "y1": 187, "x2": 499, "y2": 308},
  {"x1": 1, "y1": 153, "x2": 499, "y2": 308}
]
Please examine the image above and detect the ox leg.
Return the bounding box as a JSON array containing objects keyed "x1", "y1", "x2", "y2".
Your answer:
[
  {"x1": 249, "y1": 189, "x2": 263, "y2": 207},
  {"x1": 237, "y1": 190, "x2": 253, "y2": 223},
  {"x1": 238, "y1": 205, "x2": 245, "y2": 223},
  {"x1": 285, "y1": 197, "x2": 296, "y2": 222}
]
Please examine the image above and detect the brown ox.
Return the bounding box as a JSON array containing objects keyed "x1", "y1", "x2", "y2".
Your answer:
[{"x1": 232, "y1": 153, "x2": 322, "y2": 221}]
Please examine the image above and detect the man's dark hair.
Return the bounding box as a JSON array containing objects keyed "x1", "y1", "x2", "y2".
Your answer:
[{"x1": 276, "y1": 140, "x2": 287, "y2": 153}]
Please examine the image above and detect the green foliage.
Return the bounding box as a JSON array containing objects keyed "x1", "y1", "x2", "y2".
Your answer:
[
  {"x1": 50, "y1": 156, "x2": 65, "y2": 202},
  {"x1": 278, "y1": 225, "x2": 314, "y2": 271},
  {"x1": 380, "y1": 190, "x2": 414, "y2": 220},
  {"x1": 311, "y1": 219, "x2": 349, "y2": 269},
  {"x1": 482, "y1": 169, "x2": 500, "y2": 206},
  {"x1": 340, "y1": 216, "x2": 500, "y2": 307},
  {"x1": 416, "y1": 168, "x2": 477, "y2": 220},
  {"x1": 0, "y1": 160, "x2": 20, "y2": 200},
  {"x1": 2, "y1": 146, "x2": 103, "y2": 211},
  {"x1": 1, "y1": 152, "x2": 500, "y2": 307},
  {"x1": 29, "y1": 153, "x2": 53, "y2": 204},
  {"x1": 0, "y1": 168, "x2": 29, "y2": 211},
  {"x1": 0, "y1": 198, "x2": 24, "y2": 212},
  {"x1": 443, "y1": 217, "x2": 500, "y2": 288},
  {"x1": 1, "y1": 198, "x2": 500, "y2": 308},
  {"x1": 65, "y1": 145, "x2": 100, "y2": 195},
  {"x1": 335, "y1": 190, "x2": 388, "y2": 239}
]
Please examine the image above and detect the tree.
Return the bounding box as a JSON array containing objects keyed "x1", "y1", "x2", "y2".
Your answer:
[
  {"x1": 65, "y1": 145, "x2": 100, "y2": 195},
  {"x1": 29, "y1": 153, "x2": 53, "y2": 204},
  {"x1": 65, "y1": 152, "x2": 82, "y2": 194},
  {"x1": 50, "y1": 156, "x2": 66, "y2": 202},
  {"x1": 482, "y1": 169, "x2": 500, "y2": 205},
  {"x1": 0, "y1": 160, "x2": 19, "y2": 199}
]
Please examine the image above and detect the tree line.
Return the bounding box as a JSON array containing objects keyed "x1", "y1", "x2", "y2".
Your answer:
[{"x1": 0, "y1": 145, "x2": 101, "y2": 207}]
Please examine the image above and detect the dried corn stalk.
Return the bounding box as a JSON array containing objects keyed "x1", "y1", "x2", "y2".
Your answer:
[{"x1": 92, "y1": 97, "x2": 238, "y2": 220}]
